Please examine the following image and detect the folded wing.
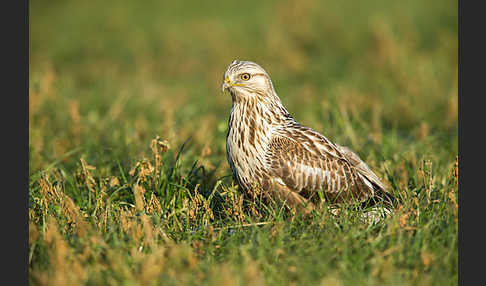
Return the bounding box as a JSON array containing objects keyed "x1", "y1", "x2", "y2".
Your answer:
[{"x1": 266, "y1": 127, "x2": 389, "y2": 203}]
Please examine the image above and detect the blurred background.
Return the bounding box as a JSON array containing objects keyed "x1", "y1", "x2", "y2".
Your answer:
[
  {"x1": 29, "y1": 1, "x2": 458, "y2": 284},
  {"x1": 30, "y1": 0, "x2": 457, "y2": 181}
]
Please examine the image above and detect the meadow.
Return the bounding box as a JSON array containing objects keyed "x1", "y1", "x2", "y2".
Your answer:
[{"x1": 29, "y1": 0, "x2": 458, "y2": 285}]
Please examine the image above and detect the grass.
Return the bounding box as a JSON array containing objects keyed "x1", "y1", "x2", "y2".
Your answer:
[{"x1": 29, "y1": 0, "x2": 458, "y2": 285}]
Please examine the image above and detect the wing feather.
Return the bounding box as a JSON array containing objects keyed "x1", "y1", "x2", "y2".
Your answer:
[{"x1": 266, "y1": 126, "x2": 387, "y2": 203}]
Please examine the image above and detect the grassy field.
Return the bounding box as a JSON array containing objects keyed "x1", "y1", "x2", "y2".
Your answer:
[{"x1": 29, "y1": 0, "x2": 458, "y2": 285}]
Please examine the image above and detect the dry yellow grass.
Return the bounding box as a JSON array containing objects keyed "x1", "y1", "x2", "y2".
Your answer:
[{"x1": 29, "y1": 0, "x2": 457, "y2": 285}]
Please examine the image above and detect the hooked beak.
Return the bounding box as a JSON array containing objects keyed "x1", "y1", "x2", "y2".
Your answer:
[
  {"x1": 222, "y1": 75, "x2": 245, "y2": 93},
  {"x1": 222, "y1": 76, "x2": 231, "y2": 93}
]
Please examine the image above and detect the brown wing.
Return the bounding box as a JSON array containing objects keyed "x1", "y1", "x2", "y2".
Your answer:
[
  {"x1": 336, "y1": 144, "x2": 395, "y2": 205},
  {"x1": 336, "y1": 145, "x2": 386, "y2": 191},
  {"x1": 265, "y1": 128, "x2": 379, "y2": 203}
]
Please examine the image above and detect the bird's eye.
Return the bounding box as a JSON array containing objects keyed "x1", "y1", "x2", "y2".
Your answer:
[{"x1": 240, "y1": 73, "x2": 251, "y2": 81}]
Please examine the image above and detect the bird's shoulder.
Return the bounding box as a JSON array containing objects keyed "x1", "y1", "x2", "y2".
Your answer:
[{"x1": 272, "y1": 123, "x2": 345, "y2": 160}]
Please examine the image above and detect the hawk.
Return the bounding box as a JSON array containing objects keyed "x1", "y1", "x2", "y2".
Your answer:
[{"x1": 222, "y1": 60, "x2": 394, "y2": 211}]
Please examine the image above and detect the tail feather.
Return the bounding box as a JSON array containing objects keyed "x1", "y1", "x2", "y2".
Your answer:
[{"x1": 337, "y1": 145, "x2": 396, "y2": 207}]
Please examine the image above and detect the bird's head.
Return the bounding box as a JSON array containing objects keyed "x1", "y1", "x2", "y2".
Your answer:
[{"x1": 222, "y1": 60, "x2": 277, "y2": 102}]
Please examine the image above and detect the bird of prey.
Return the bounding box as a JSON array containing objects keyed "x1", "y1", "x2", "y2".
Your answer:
[{"x1": 221, "y1": 60, "x2": 394, "y2": 212}]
